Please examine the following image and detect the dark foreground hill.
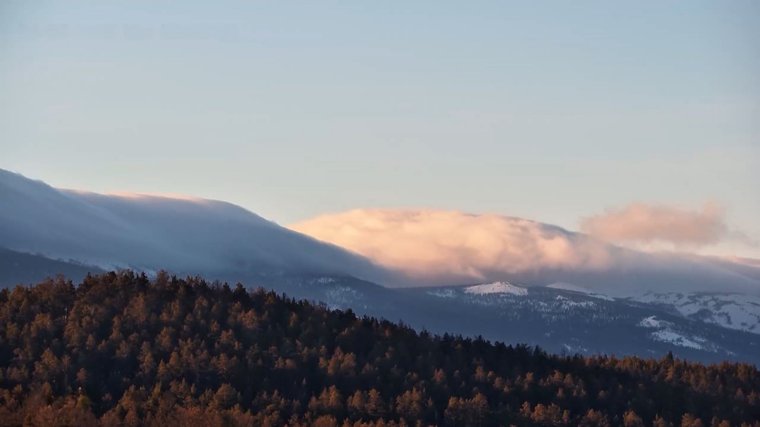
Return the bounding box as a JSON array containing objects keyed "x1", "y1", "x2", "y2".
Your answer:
[{"x1": 0, "y1": 272, "x2": 758, "y2": 426}]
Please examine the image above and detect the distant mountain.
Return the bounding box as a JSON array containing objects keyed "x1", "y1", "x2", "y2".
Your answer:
[
  {"x1": 0, "y1": 169, "x2": 391, "y2": 284},
  {"x1": 628, "y1": 291, "x2": 760, "y2": 335},
  {"x1": 306, "y1": 279, "x2": 760, "y2": 365},
  {"x1": 164, "y1": 272, "x2": 760, "y2": 364}
]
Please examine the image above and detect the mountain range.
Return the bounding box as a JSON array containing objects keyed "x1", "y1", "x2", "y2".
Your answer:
[{"x1": 1, "y1": 168, "x2": 759, "y2": 364}]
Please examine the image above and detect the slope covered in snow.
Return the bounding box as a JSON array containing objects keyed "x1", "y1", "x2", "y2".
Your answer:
[
  {"x1": 636, "y1": 316, "x2": 713, "y2": 351},
  {"x1": 631, "y1": 292, "x2": 760, "y2": 335},
  {"x1": 412, "y1": 283, "x2": 759, "y2": 364},
  {"x1": 464, "y1": 281, "x2": 528, "y2": 296}
]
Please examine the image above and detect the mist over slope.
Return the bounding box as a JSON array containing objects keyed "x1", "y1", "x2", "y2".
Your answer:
[
  {"x1": 2, "y1": 169, "x2": 759, "y2": 298},
  {"x1": 0, "y1": 169, "x2": 390, "y2": 283},
  {"x1": 292, "y1": 209, "x2": 760, "y2": 295}
]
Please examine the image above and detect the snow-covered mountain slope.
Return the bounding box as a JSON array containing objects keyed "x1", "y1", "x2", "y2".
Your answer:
[
  {"x1": 636, "y1": 316, "x2": 714, "y2": 351},
  {"x1": 241, "y1": 274, "x2": 760, "y2": 364},
  {"x1": 402, "y1": 283, "x2": 760, "y2": 364},
  {"x1": 0, "y1": 169, "x2": 391, "y2": 284},
  {"x1": 629, "y1": 292, "x2": 760, "y2": 335},
  {"x1": 464, "y1": 281, "x2": 528, "y2": 296},
  {"x1": 301, "y1": 278, "x2": 760, "y2": 364}
]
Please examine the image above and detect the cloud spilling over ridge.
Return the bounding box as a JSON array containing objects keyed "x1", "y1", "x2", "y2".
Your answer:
[
  {"x1": 291, "y1": 209, "x2": 616, "y2": 284},
  {"x1": 580, "y1": 202, "x2": 729, "y2": 247},
  {"x1": 291, "y1": 209, "x2": 760, "y2": 294},
  {"x1": 4, "y1": 168, "x2": 760, "y2": 295}
]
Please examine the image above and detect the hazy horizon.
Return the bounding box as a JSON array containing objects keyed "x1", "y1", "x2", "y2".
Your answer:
[{"x1": 2, "y1": 1, "x2": 759, "y2": 259}]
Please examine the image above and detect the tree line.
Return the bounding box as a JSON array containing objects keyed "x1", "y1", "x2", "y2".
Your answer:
[{"x1": 0, "y1": 271, "x2": 758, "y2": 426}]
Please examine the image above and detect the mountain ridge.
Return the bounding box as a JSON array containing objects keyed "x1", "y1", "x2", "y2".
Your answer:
[{"x1": 0, "y1": 169, "x2": 392, "y2": 284}]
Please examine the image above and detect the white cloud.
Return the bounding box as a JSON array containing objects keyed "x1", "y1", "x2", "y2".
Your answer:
[
  {"x1": 579, "y1": 202, "x2": 730, "y2": 248},
  {"x1": 291, "y1": 209, "x2": 614, "y2": 284},
  {"x1": 290, "y1": 208, "x2": 760, "y2": 294}
]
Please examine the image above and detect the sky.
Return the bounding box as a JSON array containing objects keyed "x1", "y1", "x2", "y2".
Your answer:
[{"x1": 1, "y1": 1, "x2": 759, "y2": 257}]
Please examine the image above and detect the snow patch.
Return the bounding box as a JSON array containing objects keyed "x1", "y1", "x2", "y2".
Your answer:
[
  {"x1": 464, "y1": 281, "x2": 528, "y2": 296},
  {"x1": 631, "y1": 292, "x2": 760, "y2": 335},
  {"x1": 554, "y1": 295, "x2": 595, "y2": 308},
  {"x1": 562, "y1": 343, "x2": 589, "y2": 354},
  {"x1": 638, "y1": 316, "x2": 668, "y2": 329},
  {"x1": 323, "y1": 286, "x2": 361, "y2": 309},
  {"x1": 650, "y1": 330, "x2": 707, "y2": 350}
]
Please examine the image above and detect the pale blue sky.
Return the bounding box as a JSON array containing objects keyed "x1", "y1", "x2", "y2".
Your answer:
[{"x1": 1, "y1": 1, "x2": 759, "y2": 256}]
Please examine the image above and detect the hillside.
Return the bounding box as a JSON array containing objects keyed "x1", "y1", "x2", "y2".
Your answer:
[
  {"x1": 0, "y1": 272, "x2": 758, "y2": 426},
  {"x1": 0, "y1": 169, "x2": 390, "y2": 284}
]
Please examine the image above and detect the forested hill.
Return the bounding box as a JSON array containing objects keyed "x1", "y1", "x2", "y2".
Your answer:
[{"x1": 0, "y1": 272, "x2": 758, "y2": 426}]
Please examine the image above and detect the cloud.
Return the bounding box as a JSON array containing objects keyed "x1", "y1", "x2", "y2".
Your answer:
[
  {"x1": 290, "y1": 209, "x2": 614, "y2": 284},
  {"x1": 290, "y1": 208, "x2": 760, "y2": 294},
  {"x1": 580, "y1": 202, "x2": 730, "y2": 247}
]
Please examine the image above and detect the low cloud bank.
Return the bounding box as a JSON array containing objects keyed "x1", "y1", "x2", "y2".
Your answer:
[
  {"x1": 291, "y1": 208, "x2": 760, "y2": 294},
  {"x1": 580, "y1": 202, "x2": 728, "y2": 247},
  {"x1": 291, "y1": 209, "x2": 615, "y2": 284}
]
